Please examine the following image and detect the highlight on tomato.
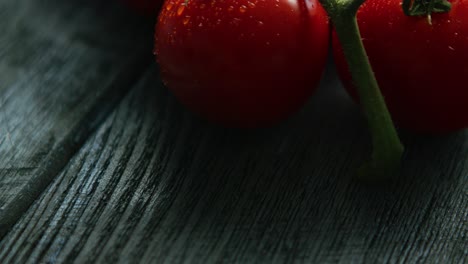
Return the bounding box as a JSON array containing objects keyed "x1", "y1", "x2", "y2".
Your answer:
[{"x1": 155, "y1": 0, "x2": 329, "y2": 127}]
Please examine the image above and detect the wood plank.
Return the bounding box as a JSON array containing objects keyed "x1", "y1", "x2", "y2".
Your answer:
[
  {"x1": 0, "y1": 0, "x2": 153, "y2": 237},
  {"x1": 1, "y1": 64, "x2": 466, "y2": 263}
]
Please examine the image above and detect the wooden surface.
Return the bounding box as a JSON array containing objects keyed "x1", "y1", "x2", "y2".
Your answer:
[{"x1": 0, "y1": 0, "x2": 467, "y2": 263}]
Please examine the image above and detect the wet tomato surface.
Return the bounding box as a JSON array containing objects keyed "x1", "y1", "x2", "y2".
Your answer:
[{"x1": 155, "y1": 0, "x2": 329, "y2": 127}]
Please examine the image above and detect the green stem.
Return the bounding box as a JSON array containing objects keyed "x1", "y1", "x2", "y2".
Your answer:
[{"x1": 319, "y1": 0, "x2": 404, "y2": 180}]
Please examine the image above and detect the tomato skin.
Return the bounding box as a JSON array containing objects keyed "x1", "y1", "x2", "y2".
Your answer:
[
  {"x1": 123, "y1": 0, "x2": 162, "y2": 14},
  {"x1": 155, "y1": 0, "x2": 329, "y2": 127},
  {"x1": 333, "y1": 0, "x2": 468, "y2": 133}
]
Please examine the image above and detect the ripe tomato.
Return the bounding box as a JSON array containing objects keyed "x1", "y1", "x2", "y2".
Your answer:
[
  {"x1": 333, "y1": 0, "x2": 468, "y2": 133},
  {"x1": 155, "y1": 0, "x2": 329, "y2": 127},
  {"x1": 123, "y1": 0, "x2": 162, "y2": 14}
]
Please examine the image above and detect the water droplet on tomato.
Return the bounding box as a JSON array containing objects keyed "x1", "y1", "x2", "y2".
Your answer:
[
  {"x1": 228, "y1": 6, "x2": 234, "y2": 11},
  {"x1": 166, "y1": 2, "x2": 174, "y2": 11},
  {"x1": 248, "y1": 1, "x2": 256, "y2": 8},
  {"x1": 239, "y1": 5, "x2": 247, "y2": 13},
  {"x1": 177, "y1": 4, "x2": 185, "y2": 16},
  {"x1": 183, "y1": 16, "x2": 191, "y2": 25}
]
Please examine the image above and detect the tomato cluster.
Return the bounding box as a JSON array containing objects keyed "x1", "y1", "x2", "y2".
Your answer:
[{"x1": 129, "y1": 0, "x2": 468, "y2": 133}]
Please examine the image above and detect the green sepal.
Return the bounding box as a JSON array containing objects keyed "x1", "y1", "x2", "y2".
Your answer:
[{"x1": 403, "y1": 0, "x2": 452, "y2": 17}]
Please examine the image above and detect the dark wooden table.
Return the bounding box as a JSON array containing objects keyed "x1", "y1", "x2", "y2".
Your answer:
[{"x1": 0, "y1": 0, "x2": 467, "y2": 263}]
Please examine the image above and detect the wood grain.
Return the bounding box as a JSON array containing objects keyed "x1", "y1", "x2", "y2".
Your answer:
[
  {"x1": 1, "y1": 64, "x2": 466, "y2": 263},
  {"x1": 0, "y1": 0, "x2": 153, "y2": 238}
]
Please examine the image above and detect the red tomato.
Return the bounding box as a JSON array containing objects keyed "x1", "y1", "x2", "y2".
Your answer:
[
  {"x1": 123, "y1": 0, "x2": 162, "y2": 14},
  {"x1": 155, "y1": 0, "x2": 329, "y2": 127},
  {"x1": 333, "y1": 0, "x2": 468, "y2": 133}
]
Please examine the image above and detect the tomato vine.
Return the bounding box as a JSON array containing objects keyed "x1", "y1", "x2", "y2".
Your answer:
[{"x1": 319, "y1": 0, "x2": 404, "y2": 180}]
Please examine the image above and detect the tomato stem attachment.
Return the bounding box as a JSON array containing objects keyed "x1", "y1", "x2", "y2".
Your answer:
[
  {"x1": 319, "y1": 0, "x2": 404, "y2": 180},
  {"x1": 402, "y1": 0, "x2": 451, "y2": 25}
]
